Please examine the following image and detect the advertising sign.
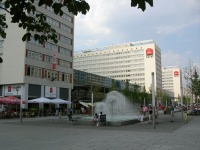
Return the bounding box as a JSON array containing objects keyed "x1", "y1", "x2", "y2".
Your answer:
[
  {"x1": 174, "y1": 71, "x2": 179, "y2": 77},
  {"x1": 45, "y1": 86, "x2": 56, "y2": 98},
  {"x1": 4, "y1": 85, "x2": 21, "y2": 96},
  {"x1": 146, "y1": 48, "x2": 153, "y2": 58}
]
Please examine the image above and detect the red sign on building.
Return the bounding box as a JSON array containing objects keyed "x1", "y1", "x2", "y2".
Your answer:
[
  {"x1": 174, "y1": 71, "x2": 179, "y2": 76},
  {"x1": 8, "y1": 85, "x2": 12, "y2": 92},
  {"x1": 50, "y1": 87, "x2": 53, "y2": 93},
  {"x1": 146, "y1": 48, "x2": 153, "y2": 57}
]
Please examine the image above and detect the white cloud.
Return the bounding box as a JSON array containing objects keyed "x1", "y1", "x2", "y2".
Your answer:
[
  {"x1": 162, "y1": 50, "x2": 182, "y2": 67},
  {"x1": 74, "y1": 0, "x2": 200, "y2": 70}
]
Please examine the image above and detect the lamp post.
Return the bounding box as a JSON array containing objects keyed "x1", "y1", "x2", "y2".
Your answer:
[
  {"x1": 16, "y1": 86, "x2": 22, "y2": 123},
  {"x1": 152, "y1": 72, "x2": 156, "y2": 129}
]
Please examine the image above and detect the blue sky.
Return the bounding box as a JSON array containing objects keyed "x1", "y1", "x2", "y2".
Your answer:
[{"x1": 74, "y1": 0, "x2": 200, "y2": 69}]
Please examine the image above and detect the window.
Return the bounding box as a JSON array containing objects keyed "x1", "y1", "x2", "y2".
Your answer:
[
  {"x1": 60, "y1": 47, "x2": 71, "y2": 56},
  {"x1": 44, "y1": 69, "x2": 58, "y2": 81},
  {"x1": 29, "y1": 37, "x2": 42, "y2": 46},
  {"x1": 26, "y1": 66, "x2": 42, "y2": 78},
  {"x1": 45, "y1": 42, "x2": 58, "y2": 51},
  {"x1": 60, "y1": 35, "x2": 72, "y2": 45},
  {"x1": 59, "y1": 72, "x2": 71, "y2": 83}
]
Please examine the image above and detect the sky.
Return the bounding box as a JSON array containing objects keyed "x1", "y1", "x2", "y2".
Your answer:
[{"x1": 74, "y1": 0, "x2": 200, "y2": 70}]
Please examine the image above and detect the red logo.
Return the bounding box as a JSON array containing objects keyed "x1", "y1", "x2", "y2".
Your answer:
[
  {"x1": 146, "y1": 48, "x2": 153, "y2": 58},
  {"x1": 8, "y1": 86, "x2": 12, "y2": 92},
  {"x1": 50, "y1": 87, "x2": 53, "y2": 93},
  {"x1": 174, "y1": 71, "x2": 179, "y2": 76}
]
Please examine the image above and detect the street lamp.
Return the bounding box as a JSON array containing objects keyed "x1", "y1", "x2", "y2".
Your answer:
[{"x1": 16, "y1": 86, "x2": 22, "y2": 123}]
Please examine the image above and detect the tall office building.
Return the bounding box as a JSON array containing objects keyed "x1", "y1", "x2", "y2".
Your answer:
[
  {"x1": 74, "y1": 40, "x2": 162, "y2": 91},
  {"x1": 162, "y1": 66, "x2": 182, "y2": 100},
  {"x1": 0, "y1": 1, "x2": 74, "y2": 107}
]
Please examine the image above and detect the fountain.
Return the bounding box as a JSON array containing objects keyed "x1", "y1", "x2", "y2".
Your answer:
[{"x1": 94, "y1": 91, "x2": 139, "y2": 126}]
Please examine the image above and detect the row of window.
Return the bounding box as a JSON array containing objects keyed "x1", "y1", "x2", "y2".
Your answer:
[
  {"x1": 26, "y1": 65, "x2": 71, "y2": 83},
  {"x1": 76, "y1": 49, "x2": 144, "y2": 58},
  {"x1": 46, "y1": 6, "x2": 73, "y2": 23},
  {"x1": 28, "y1": 38, "x2": 72, "y2": 56},
  {"x1": 27, "y1": 50, "x2": 71, "y2": 68}
]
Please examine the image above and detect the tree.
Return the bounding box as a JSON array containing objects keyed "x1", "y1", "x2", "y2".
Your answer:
[
  {"x1": 109, "y1": 79, "x2": 116, "y2": 92},
  {"x1": 132, "y1": 83, "x2": 140, "y2": 103},
  {"x1": 139, "y1": 86, "x2": 148, "y2": 105},
  {"x1": 0, "y1": 0, "x2": 153, "y2": 45},
  {"x1": 123, "y1": 79, "x2": 130, "y2": 96},
  {"x1": 90, "y1": 83, "x2": 104, "y2": 103},
  {"x1": 162, "y1": 91, "x2": 170, "y2": 106},
  {"x1": 184, "y1": 61, "x2": 200, "y2": 104}
]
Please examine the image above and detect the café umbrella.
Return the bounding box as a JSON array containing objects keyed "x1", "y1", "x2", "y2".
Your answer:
[
  {"x1": 28, "y1": 97, "x2": 53, "y2": 103},
  {"x1": 0, "y1": 96, "x2": 26, "y2": 105},
  {"x1": 51, "y1": 98, "x2": 72, "y2": 104}
]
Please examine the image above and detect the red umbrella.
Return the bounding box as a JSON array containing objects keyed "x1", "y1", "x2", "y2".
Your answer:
[{"x1": 0, "y1": 96, "x2": 26, "y2": 105}]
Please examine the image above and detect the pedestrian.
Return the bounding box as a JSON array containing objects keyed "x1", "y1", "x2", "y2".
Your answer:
[
  {"x1": 139, "y1": 106, "x2": 144, "y2": 124},
  {"x1": 92, "y1": 113, "x2": 99, "y2": 126},
  {"x1": 184, "y1": 111, "x2": 188, "y2": 123},
  {"x1": 143, "y1": 105, "x2": 148, "y2": 116},
  {"x1": 170, "y1": 105, "x2": 175, "y2": 122},
  {"x1": 148, "y1": 106, "x2": 152, "y2": 123},
  {"x1": 97, "y1": 112, "x2": 103, "y2": 126}
]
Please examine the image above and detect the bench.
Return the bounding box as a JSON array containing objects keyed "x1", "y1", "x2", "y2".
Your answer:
[{"x1": 99, "y1": 114, "x2": 107, "y2": 126}]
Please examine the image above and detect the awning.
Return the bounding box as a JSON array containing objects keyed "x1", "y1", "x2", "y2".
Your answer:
[{"x1": 79, "y1": 101, "x2": 89, "y2": 108}]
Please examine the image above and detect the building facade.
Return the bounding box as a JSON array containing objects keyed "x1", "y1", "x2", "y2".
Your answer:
[
  {"x1": 74, "y1": 40, "x2": 162, "y2": 92},
  {"x1": 162, "y1": 66, "x2": 183, "y2": 100},
  {"x1": 0, "y1": 1, "x2": 74, "y2": 108}
]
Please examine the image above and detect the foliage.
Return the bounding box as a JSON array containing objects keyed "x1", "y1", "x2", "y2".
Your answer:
[
  {"x1": 123, "y1": 79, "x2": 130, "y2": 95},
  {"x1": 156, "y1": 87, "x2": 162, "y2": 103},
  {"x1": 139, "y1": 86, "x2": 148, "y2": 103},
  {"x1": 109, "y1": 79, "x2": 116, "y2": 92},
  {"x1": 131, "y1": 83, "x2": 140, "y2": 103},
  {"x1": 184, "y1": 62, "x2": 200, "y2": 103},
  {"x1": 90, "y1": 83, "x2": 104, "y2": 102},
  {"x1": 0, "y1": 0, "x2": 153, "y2": 45},
  {"x1": 162, "y1": 91, "x2": 170, "y2": 105}
]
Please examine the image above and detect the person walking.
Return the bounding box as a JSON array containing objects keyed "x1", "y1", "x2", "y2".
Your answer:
[
  {"x1": 148, "y1": 106, "x2": 153, "y2": 123},
  {"x1": 139, "y1": 106, "x2": 144, "y2": 124},
  {"x1": 92, "y1": 113, "x2": 99, "y2": 126},
  {"x1": 170, "y1": 105, "x2": 175, "y2": 122},
  {"x1": 184, "y1": 111, "x2": 188, "y2": 123}
]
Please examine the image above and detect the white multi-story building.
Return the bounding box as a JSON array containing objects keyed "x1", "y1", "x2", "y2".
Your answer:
[
  {"x1": 162, "y1": 66, "x2": 183, "y2": 100},
  {"x1": 0, "y1": 1, "x2": 74, "y2": 108},
  {"x1": 74, "y1": 40, "x2": 162, "y2": 91}
]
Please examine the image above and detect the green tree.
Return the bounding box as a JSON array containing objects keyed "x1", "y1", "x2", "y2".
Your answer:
[
  {"x1": 191, "y1": 68, "x2": 200, "y2": 102},
  {"x1": 0, "y1": 0, "x2": 153, "y2": 45},
  {"x1": 184, "y1": 62, "x2": 200, "y2": 104},
  {"x1": 109, "y1": 79, "x2": 116, "y2": 92},
  {"x1": 162, "y1": 91, "x2": 170, "y2": 106},
  {"x1": 132, "y1": 83, "x2": 140, "y2": 103},
  {"x1": 90, "y1": 83, "x2": 104, "y2": 103},
  {"x1": 156, "y1": 87, "x2": 163, "y2": 104},
  {"x1": 139, "y1": 86, "x2": 148, "y2": 105},
  {"x1": 123, "y1": 79, "x2": 130, "y2": 96}
]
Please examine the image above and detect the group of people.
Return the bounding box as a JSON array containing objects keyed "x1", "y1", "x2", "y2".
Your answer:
[
  {"x1": 92, "y1": 112, "x2": 103, "y2": 126},
  {"x1": 137, "y1": 105, "x2": 157, "y2": 124}
]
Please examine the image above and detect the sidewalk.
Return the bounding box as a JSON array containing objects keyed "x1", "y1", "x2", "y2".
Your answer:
[{"x1": 0, "y1": 112, "x2": 199, "y2": 150}]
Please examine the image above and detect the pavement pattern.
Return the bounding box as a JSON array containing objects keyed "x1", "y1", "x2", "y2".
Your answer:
[{"x1": 0, "y1": 112, "x2": 199, "y2": 150}]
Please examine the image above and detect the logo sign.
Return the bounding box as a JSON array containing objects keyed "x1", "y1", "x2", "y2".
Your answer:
[
  {"x1": 45, "y1": 86, "x2": 56, "y2": 98},
  {"x1": 50, "y1": 87, "x2": 53, "y2": 93},
  {"x1": 174, "y1": 71, "x2": 179, "y2": 77},
  {"x1": 8, "y1": 85, "x2": 12, "y2": 92},
  {"x1": 146, "y1": 48, "x2": 153, "y2": 58},
  {"x1": 4, "y1": 85, "x2": 21, "y2": 96}
]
